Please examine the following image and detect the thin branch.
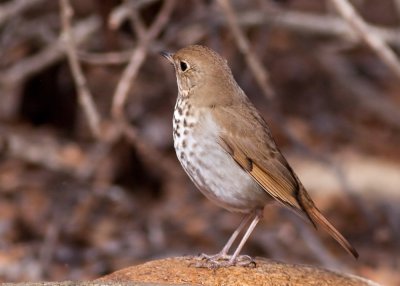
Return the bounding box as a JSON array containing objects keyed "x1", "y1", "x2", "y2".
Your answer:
[
  {"x1": 126, "y1": 0, "x2": 147, "y2": 41},
  {"x1": 119, "y1": 120, "x2": 182, "y2": 180},
  {"x1": 0, "y1": 0, "x2": 46, "y2": 27},
  {"x1": 317, "y1": 49, "x2": 400, "y2": 129},
  {"x1": 108, "y1": 1, "x2": 130, "y2": 30},
  {"x1": 239, "y1": 9, "x2": 400, "y2": 49},
  {"x1": 217, "y1": 0, "x2": 275, "y2": 99},
  {"x1": 0, "y1": 15, "x2": 100, "y2": 120},
  {"x1": 330, "y1": 0, "x2": 400, "y2": 79},
  {"x1": 78, "y1": 50, "x2": 133, "y2": 65},
  {"x1": 60, "y1": 0, "x2": 102, "y2": 138},
  {"x1": 0, "y1": 16, "x2": 100, "y2": 86},
  {"x1": 159, "y1": 8, "x2": 400, "y2": 50},
  {"x1": 111, "y1": 0, "x2": 176, "y2": 119},
  {"x1": 108, "y1": 0, "x2": 158, "y2": 30},
  {"x1": 78, "y1": 8, "x2": 400, "y2": 65}
]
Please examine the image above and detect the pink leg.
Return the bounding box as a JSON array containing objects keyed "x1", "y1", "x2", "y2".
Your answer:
[
  {"x1": 229, "y1": 209, "x2": 263, "y2": 264},
  {"x1": 199, "y1": 212, "x2": 254, "y2": 261},
  {"x1": 219, "y1": 212, "x2": 254, "y2": 255}
]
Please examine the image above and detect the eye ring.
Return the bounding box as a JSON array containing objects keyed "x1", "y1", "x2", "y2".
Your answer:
[{"x1": 180, "y1": 61, "x2": 189, "y2": 72}]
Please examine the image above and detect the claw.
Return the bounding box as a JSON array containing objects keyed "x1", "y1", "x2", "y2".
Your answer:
[
  {"x1": 196, "y1": 252, "x2": 231, "y2": 261},
  {"x1": 231, "y1": 255, "x2": 256, "y2": 268},
  {"x1": 189, "y1": 254, "x2": 256, "y2": 268}
]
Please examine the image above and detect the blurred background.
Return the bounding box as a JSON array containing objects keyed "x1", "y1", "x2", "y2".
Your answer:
[{"x1": 0, "y1": 0, "x2": 399, "y2": 284}]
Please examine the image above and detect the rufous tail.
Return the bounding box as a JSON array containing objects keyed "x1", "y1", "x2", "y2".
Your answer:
[
  {"x1": 296, "y1": 185, "x2": 359, "y2": 258},
  {"x1": 307, "y1": 205, "x2": 359, "y2": 258}
]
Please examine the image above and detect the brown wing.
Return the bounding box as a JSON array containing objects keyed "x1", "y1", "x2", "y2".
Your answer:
[
  {"x1": 213, "y1": 103, "x2": 359, "y2": 258},
  {"x1": 214, "y1": 104, "x2": 302, "y2": 211}
]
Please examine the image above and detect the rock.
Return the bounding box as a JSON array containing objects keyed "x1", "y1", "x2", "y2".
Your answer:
[{"x1": 98, "y1": 256, "x2": 380, "y2": 286}]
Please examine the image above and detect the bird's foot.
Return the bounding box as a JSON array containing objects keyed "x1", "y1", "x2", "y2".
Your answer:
[
  {"x1": 196, "y1": 252, "x2": 231, "y2": 261},
  {"x1": 234, "y1": 255, "x2": 256, "y2": 267},
  {"x1": 190, "y1": 254, "x2": 256, "y2": 269}
]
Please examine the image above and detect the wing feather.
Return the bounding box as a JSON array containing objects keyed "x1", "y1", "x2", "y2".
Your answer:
[
  {"x1": 215, "y1": 104, "x2": 301, "y2": 210},
  {"x1": 213, "y1": 103, "x2": 359, "y2": 258}
]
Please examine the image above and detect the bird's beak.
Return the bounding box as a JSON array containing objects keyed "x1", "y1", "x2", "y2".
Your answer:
[{"x1": 160, "y1": 51, "x2": 174, "y2": 64}]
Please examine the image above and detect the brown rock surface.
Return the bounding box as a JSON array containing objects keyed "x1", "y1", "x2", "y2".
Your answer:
[{"x1": 98, "y1": 256, "x2": 379, "y2": 286}]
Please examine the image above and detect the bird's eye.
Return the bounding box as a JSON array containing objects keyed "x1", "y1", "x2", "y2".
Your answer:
[{"x1": 180, "y1": 61, "x2": 188, "y2": 72}]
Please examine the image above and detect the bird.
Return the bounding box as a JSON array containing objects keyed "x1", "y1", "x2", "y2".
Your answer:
[{"x1": 161, "y1": 45, "x2": 358, "y2": 267}]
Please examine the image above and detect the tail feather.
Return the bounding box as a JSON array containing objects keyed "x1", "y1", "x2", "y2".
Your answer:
[
  {"x1": 295, "y1": 184, "x2": 359, "y2": 259},
  {"x1": 307, "y1": 206, "x2": 359, "y2": 259}
]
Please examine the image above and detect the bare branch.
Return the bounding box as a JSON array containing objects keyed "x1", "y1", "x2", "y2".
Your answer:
[
  {"x1": 60, "y1": 0, "x2": 102, "y2": 138},
  {"x1": 78, "y1": 50, "x2": 133, "y2": 65},
  {"x1": 111, "y1": 0, "x2": 176, "y2": 119},
  {"x1": 0, "y1": 16, "x2": 100, "y2": 86},
  {"x1": 119, "y1": 120, "x2": 182, "y2": 180},
  {"x1": 0, "y1": 16, "x2": 100, "y2": 120},
  {"x1": 126, "y1": 0, "x2": 147, "y2": 41},
  {"x1": 79, "y1": 8, "x2": 400, "y2": 66},
  {"x1": 317, "y1": 49, "x2": 400, "y2": 129},
  {"x1": 217, "y1": 0, "x2": 275, "y2": 99},
  {"x1": 108, "y1": 1, "x2": 130, "y2": 30},
  {"x1": 237, "y1": 9, "x2": 400, "y2": 49},
  {"x1": 0, "y1": 0, "x2": 46, "y2": 27},
  {"x1": 108, "y1": 0, "x2": 158, "y2": 30},
  {"x1": 330, "y1": 0, "x2": 400, "y2": 79}
]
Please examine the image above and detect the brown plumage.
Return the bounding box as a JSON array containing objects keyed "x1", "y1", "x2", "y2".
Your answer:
[{"x1": 162, "y1": 45, "x2": 358, "y2": 267}]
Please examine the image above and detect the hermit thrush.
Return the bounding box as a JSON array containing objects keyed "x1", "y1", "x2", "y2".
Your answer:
[{"x1": 162, "y1": 45, "x2": 358, "y2": 267}]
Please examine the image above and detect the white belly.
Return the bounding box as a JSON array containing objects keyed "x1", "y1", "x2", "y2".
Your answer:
[{"x1": 173, "y1": 102, "x2": 269, "y2": 213}]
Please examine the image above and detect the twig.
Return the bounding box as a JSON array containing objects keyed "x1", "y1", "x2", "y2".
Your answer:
[
  {"x1": 108, "y1": 1, "x2": 130, "y2": 30},
  {"x1": 0, "y1": 0, "x2": 46, "y2": 27},
  {"x1": 78, "y1": 49, "x2": 133, "y2": 65},
  {"x1": 157, "y1": 8, "x2": 400, "y2": 50},
  {"x1": 108, "y1": 0, "x2": 158, "y2": 30},
  {"x1": 60, "y1": 0, "x2": 102, "y2": 138},
  {"x1": 111, "y1": 45, "x2": 147, "y2": 120},
  {"x1": 0, "y1": 15, "x2": 100, "y2": 120},
  {"x1": 317, "y1": 49, "x2": 400, "y2": 129},
  {"x1": 77, "y1": 43, "x2": 168, "y2": 65},
  {"x1": 80, "y1": 8, "x2": 400, "y2": 65},
  {"x1": 330, "y1": 0, "x2": 400, "y2": 79},
  {"x1": 217, "y1": 0, "x2": 275, "y2": 99},
  {"x1": 0, "y1": 13, "x2": 58, "y2": 54},
  {"x1": 126, "y1": 0, "x2": 147, "y2": 40},
  {"x1": 239, "y1": 9, "x2": 400, "y2": 49},
  {"x1": 119, "y1": 120, "x2": 182, "y2": 180},
  {"x1": 111, "y1": 0, "x2": 176, "y2": 119},
  {"x1": 0, "y1": 16, "x2": 100, "y2": 86}
]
